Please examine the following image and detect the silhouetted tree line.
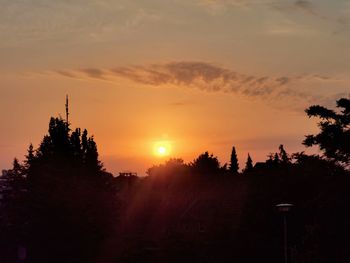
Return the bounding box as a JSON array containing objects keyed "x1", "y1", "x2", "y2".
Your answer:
[
  {"x1": 147, "y1": 143, "x2": 345, "y2": 178},
  {"x1": 0, "y1": 97, "x2": 349, "y2": 263},
  {"x1": 1, "y1": 117, "x2": 117, "y2": 263},
  {"x1": 147, "y1": 97, "x2": 349, "y2": 177}
]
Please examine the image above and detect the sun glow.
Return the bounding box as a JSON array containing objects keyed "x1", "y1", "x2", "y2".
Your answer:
[
  {"x1": 157, "y1": 146, "x2": 167, "y2": 155},
  {"x1": 153, "y1": 141, "x2": 171, "y2": 157}
]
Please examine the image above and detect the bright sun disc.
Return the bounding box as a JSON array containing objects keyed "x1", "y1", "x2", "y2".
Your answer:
[
  {"x1": 153, "y1": 141, "x2": 171, "y2": 157},
  {"x1": 158, "y1": 146, "x2": 166, "y2": 155}
]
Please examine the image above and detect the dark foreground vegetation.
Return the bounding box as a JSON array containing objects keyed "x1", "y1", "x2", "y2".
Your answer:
[{"x1": 0, "y1": 98, "x2": 349, "y2": 263}]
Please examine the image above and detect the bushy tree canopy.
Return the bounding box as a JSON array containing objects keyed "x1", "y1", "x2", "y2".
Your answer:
[
  {"x1": 303, "y1": 98, "x2": 350, "y2": 166},
  {"x1": 28, "y1": 117, "x2": 103, "y2": 179},
  {"x1": 147, "y1": 158, "x2": 188, "y2": 177},
  {"x1": 191, "y1": 151, "x2": 221, "y2": 175}
]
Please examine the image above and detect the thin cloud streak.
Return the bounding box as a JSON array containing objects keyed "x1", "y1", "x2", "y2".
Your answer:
[
  {"x1": 198, "y1": 0, "x2": 349, "y2": 36},
  {"x1": 56, "y1": 70, "x2": 77, "y2": 79},
  {"x1": 81, "y1": 68, "x2": 106, "y2": 79},
  {"x1": 111, "y1": 61, "x2": 294, "y2": 98},
  {"x1": 294, "y1": 0, "x2": 320, "y2": 17},
  {"x1": 52, "y1": 61, "x2": 340, "y2": 107}
]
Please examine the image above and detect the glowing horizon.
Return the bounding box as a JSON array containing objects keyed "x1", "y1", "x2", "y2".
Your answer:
[{"x1": 0, "y1": 0, "x2": 349, "y2": 175}]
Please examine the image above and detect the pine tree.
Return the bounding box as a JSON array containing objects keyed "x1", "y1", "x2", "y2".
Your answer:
[
  {"x1": 244, "y1": 153, "x2": 253, "y2": 173},
  {"x1": 12, "y1": 158, "x2": 22, "y2": 178},
  {"x1": 71, "y1": 128, "x2": 82, "y2": 160},
  {"x1": 24, "y1": 143, "x2": 35, "y2": 168},
  {"x1": 82, "y1": 129, "x2": 88, "y2": 155},
  {"x1": 229, "y1": 146, "x2": 239, "y2": 174},
  {"x1": 85, "y1": 136, "x2": 102, "y2": 174}
]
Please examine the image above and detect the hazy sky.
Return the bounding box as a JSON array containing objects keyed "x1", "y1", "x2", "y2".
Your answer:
[{"x1": 1, "y1": 0, "x2": 349, "y2": 175}]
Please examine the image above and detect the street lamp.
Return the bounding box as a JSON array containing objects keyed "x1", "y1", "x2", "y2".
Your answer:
[{"x1": 276, "y1": 203, "x2": 294, "y2": 263}]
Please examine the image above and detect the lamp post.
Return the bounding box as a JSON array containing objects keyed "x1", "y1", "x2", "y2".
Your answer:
[{"x1": 276, "y1": 203, "x2": 293, "y2": 263}]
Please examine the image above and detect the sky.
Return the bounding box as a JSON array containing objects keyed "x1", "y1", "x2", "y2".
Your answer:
[{"x1": 0, "y1": 0, "x2": 349, "y2": 175}]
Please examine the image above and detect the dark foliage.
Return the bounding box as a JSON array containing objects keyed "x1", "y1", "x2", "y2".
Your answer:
[
  {"x1": 1, "y1": 97, "x2": 350, "y2": 263},
  {"x1": 190, "y1": 152, "x2": 221, "y2": 175},
  {"x1": 243, "y1": 154, "x2": 253, "y2": 174},
  {"x1": 303, "y1": 97, "x2": 350, "y2": 167},
  {"x1": 0, "y1": 117, "x2": 118, "y2": 263},
  {"x1": 229, "y1": 146, "x2": 239, "y2": 174},
  {"x1": 236, "y1": 159, "x2": 349, "y2": 263},
  {"x1": 279, "y1": 144, "x2": 291, "y2": 164},
  {"x1": 147, "y1": 158, "x2": 189, "y2": 177}
]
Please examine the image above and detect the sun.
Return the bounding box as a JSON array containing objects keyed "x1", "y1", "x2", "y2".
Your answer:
[
  {"x1": 157, "y1": 146, "x2": 167, "y2": 155},
  {"x1": 153, "y1": 141, "x2": 171, "y2": 157}
]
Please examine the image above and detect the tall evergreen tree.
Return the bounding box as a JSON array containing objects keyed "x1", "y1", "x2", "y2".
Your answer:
[
  {"x1": 25, "y1": 144, "x2": 35, "y2": 166},
  {"x1": 70, "y1": 128, "x2": 82, "y2": 164},
  {"x1": 244, "y1": 153, "x2": 253, "y2": 173},
  {"x1": 229, "y1": 146, "x2": 239, "y2": 174},
  {"x1": 85, "y1": 136, "x2": 102, "y2": 174},
  {"x1": 82, "y1": 129, "x2": 88, "y2": 156},
  {"x1": 12, "y1": 158, "x2": 22, "y2": 177}
]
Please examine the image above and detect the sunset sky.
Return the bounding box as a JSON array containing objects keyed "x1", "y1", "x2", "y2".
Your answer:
[{"x1": 1, "y1": 0, "x2": 349, "y2": 175}]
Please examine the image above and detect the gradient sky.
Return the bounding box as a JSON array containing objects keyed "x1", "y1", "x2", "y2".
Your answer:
[{"x1": 1, "y1": 0, "x2": 349, "y2": 175}]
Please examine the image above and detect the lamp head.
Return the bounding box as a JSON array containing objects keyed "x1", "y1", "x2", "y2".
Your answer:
[{"x1": 276, "y1": 203, "x2": 294, "y2": 213}]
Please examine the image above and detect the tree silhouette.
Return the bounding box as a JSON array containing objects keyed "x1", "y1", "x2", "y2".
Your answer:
[
  {"x1": 12, "y1": 158, "x2": 23, "y2": 178},
  {"x1": 273, "y1": 153, "x2": 280, "y2": 165},
  {"x1": 85, "y1": 136, "x2": 103, "y2": 174},
  {"x1": 28, "y1": 117, "x2": 103, "y2": 181},
  {"x1": 147, "y1": 158, "x2": 189, "y2": 177},
  {"x1": 6, "y1": 158, "x2": 26, "y2": 196},
  {"x1": 278, "y1": 144, "x2": 290, "y2": 164},
  {"x1": 70, "y1": 128, "x2": 82, "y2": 161},
  {"x1": 229, "y1": 146, "x2": 239, "y2": 174},
  {"x1": 191, "y1": 151, "x2": 220, "y2": 175},
  {"x1": 244, "y1": 153, "x2": 253, "y2": 173},
  {"x1": 24, "y1": 143, "x2": 35, "y2": 169},
  {"x1": 303, "y1": 97, "x2": 350, "y2": 166},
  {"x1": 7, "y1": 113, "x2": 117, "y2": 263}
]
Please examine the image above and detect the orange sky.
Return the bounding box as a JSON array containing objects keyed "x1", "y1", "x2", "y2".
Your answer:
[{"x1": 1, "y1": 1, "x2": 349, "y2": 175}]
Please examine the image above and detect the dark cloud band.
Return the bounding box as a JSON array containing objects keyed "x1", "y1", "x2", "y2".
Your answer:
[{"x1": 53, "y1": 61, "x2": 335, "y2": 106}]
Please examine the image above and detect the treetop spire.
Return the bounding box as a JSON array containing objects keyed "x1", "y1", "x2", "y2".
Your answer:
[{"x1": 66, "y1": 95, "x2": 69, "y2": 125}]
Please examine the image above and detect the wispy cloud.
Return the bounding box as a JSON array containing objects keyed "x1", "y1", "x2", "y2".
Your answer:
[
  {"x1": 81, "y1": 68, "x2": 106, "y2": 79},
  {"x1": 198, "y1": 0, "x2": 272, "y2": 8},
  {"x1": 197, "y1": 0, "x2": 320, "y2": 13},
  {"x1": 56, "y1": 70, "x2": 77, "y2": 79},
  {"x1": 168, "y1": 101, "x2": 191, "y2": 107},
  {"x1": 55, "y1": 61, "x2": 293, "y2": 97},
  {"x1": 269, "y1": 0, "x2": 328, "y2": 20},
  {"x1": 0, "y1": 1, "x2": 162, "y2": 48},
  {"x1": 111, "y1": 61, "x2": 295, "y2": 97},
  {"x1": 294, "y1": 0, "x2": 319, "y2": 16},
  {"x1": 197, "y1": 0, "x2": 274, "y2": 14},
  {"x1": 198, "y1": 0, "x2": 350, "y2": 36},
  {"x1": 50, "y1": 61, "x2": 339, "y2": 107},
  {"x1": 332, "y1": 2, "x2": 350, "y2": 35},
  {"x1": 264, "y1": 18, "x2": 316, "y2": 36}
]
